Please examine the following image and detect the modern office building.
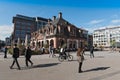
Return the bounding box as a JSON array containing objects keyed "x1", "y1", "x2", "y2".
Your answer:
[
  {"x1": 93, "y1": 27, "x2": 120, "y2": 48},
  {"x1": 5, "y1": 37, "x2": 11, "y2": 46},
  {"x1": 36, "y1": 17, "x2": 51, "y2": 29},
  {"x1": 12, "y1": 14, "x2": 49, "y2": 44},
  {"x1": 0, "y1": 40, "x2": 5, "y2": 49},
  {"x1": 12, "y1": 14, "x2": 36, "y2": 44},
  {"x1": 31, "y1": 12, "x2": 88, "y2": 49}
]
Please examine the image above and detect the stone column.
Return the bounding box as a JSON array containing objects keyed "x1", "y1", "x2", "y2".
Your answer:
[
  {"x1": 67, "y1": 39, "x2": 69, "y2": 49},
  {"x1": 76, "y1": 40, "x2": 78, "y2": 48},
  {"x1": 54, "y1": 38, "x2": 57, "y2": 48}
]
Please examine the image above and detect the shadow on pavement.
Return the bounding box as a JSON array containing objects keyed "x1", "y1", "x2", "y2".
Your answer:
[
  {"x1": 84, "y1": 67, "x2": 110, "y2": 73},
  {"x1": 20, "y1": 63, "x2": 60, "y2": 70},
  {"x1": 32, "y1": 63, "x2": 60, "y2": 68},
  {"x1": 89, "y1": 70, "x2": 120, "y2": 80},
  {"x1": 95, "y1": 56, "x2": 104, "y2": 58}
]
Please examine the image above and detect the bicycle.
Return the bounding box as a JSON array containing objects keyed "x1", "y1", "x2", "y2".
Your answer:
[{"x1": 58, "y1": 52, "x2": 73, "y2": 62}]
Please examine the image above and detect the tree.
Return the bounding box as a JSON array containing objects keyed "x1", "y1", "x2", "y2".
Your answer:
[
  {"x1": 110, "y1": 40, "x2": 115, "y2": 47},
  {"x1": 0, "y1": 42, "x2": 5, "y2": 49}
]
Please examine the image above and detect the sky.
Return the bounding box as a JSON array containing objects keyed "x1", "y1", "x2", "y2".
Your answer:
[{"x1": 1, "y1": 0, "x2": 120, "y2": 40}]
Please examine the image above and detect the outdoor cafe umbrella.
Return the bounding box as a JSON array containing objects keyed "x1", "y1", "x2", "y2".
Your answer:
[
  {"x1": 17, "y1": 37, "x2": 20, "y2": 46},
  {"x1": 25, "y1": 34, "x2": 28, "y2": 47}
]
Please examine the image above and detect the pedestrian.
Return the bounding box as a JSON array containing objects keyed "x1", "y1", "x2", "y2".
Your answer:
[
  {"x1": 10, "y1": 44, "x2": 21, "y2": 70},
  {"x1": 4, "y1": 46, "x2": 8, "y2": 58},
  {"x1": 49, "y1": 45, "x2": 55, "y2": 57},
  {"x1": 90, "y1": 46, "x2": 94, "y2": 58},
  {"x1": 77, "y1": 47, "x2": 84, "y2": 73},
  {"x1": 42, "y1": 47, "x2": 45, "y2": 54},
  {"x1": 25, "y1": 46, "x2": 33, "y2": 67},
  {"x1": 82, "y1": 48, "x2": 85, "y2": 55}
]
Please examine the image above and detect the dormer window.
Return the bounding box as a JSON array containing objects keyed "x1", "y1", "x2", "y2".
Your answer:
[{"x1": 68, "y1": 26, "x2": 70, "y2": 32}]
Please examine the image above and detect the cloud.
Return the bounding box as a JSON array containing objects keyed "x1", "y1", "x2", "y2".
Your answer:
[
  {"x1": 88, "y1": 19, "x2": 104, "y2": 25},
  {"x1": 102, "y1": 25, "x2": 120, "y2": 28},
  {"x1": 0, "y1": 25, "x2": 13, "y2": 40},
  {"x1": 111, "y1": 14, "x2": 119, "y2": 18},
  {"x1": 93, "y1": 25, "x2": 120, "y2": 31},
  {"x1": 111, "y1": 19, "x2": 120, "y2": 24}
]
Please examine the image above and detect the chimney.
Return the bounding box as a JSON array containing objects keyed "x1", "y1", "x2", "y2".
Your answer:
[
  {"x1": 52, "y1": 16, "x2": 56, "y2": 21},
  {"x1": 58, "y1": 12, "x2": 62, "y2": 18},
  {"x1": 48, "y1": 18, "x2": 51, "y2": 23}
]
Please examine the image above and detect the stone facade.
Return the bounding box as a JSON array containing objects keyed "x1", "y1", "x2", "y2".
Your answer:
[{"x1": 31, "y1": 12, "x2": 88, "y2": 50}]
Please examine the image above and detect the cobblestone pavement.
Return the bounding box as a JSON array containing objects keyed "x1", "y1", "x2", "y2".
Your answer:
[{"x1": 0, "y1": 51, "x2": 120, "y2": 80}]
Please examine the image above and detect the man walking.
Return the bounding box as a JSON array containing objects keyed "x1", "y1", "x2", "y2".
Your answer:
[
  {"x1": 49, "y1": 45, "x2": 54, "y2": 58},
  {"x1": 90, "y1": 46, "x2": 94, "y2": 58},
  {"x1": 25, "y1": 46, "x2": 33, "y2": 67},
  {"x1": 4, "y1": 46, "x2": 8, "y2": 58},
  {"x1": 10, "y1": 44, "x2": 21, "y2": 70}
]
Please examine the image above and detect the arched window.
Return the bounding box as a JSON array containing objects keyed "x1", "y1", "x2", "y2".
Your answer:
[
  {"x1": 59, "y1": 39, "x2": 64, "y2": 47},
  {"x1": 46, "y1": 40, "x2": 49, "y2": 45},
  {"x1": 38, "y1": 41, "x2": 41, "y2": 48},
  {"x1": 42, "y1": 41, "x2": 44, "y2": 47},
  {"x1": 32, "y1": 42, "x2": 35, "y2": 47},
  {"x1": 50, "y1": 39, "x2": 54, "y2": 46}
]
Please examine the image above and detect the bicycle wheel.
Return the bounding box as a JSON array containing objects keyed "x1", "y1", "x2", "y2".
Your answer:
[
  {"x1": 58, "y1": 56, "x2": 64, "y2": 62},
  {"x1": 68, "y1": 55, "x2": 73, "y2": 61}
]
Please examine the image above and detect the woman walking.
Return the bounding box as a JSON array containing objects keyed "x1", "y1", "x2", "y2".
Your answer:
[{"x1": 77, "y1": 47, "x2": 84, "y2": 73}]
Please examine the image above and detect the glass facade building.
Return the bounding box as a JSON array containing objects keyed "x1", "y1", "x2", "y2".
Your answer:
[{"x1": 12, "y1": 14, "x2": 49, "y2": 44}]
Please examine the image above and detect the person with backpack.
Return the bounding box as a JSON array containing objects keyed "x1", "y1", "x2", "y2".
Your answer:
[{"x1": 10, "y1": 44, "x2": 21, "y2": 70}]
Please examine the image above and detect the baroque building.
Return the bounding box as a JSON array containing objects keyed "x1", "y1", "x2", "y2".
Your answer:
[{"x1": 31, "y1": 12, "x2": 88, "y2": 50}]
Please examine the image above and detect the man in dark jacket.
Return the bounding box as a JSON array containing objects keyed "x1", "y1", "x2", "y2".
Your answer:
[
  {"x1": 90, "y1": 46, "x2": 94, "y2": 58},
  {"x1": 25, "y1": 46, "x2": 33, "y2": 67},
  {"x1": 4, "y1": 46, "x2": 8, "y2": 58},
  {"x1": 10, "y1": 44, "x2": 21, "y2": 70}
]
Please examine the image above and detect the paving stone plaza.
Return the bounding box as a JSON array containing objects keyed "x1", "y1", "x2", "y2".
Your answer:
[{"x1": 0, "y1": 51, "x2": 120, "y2": 80}]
